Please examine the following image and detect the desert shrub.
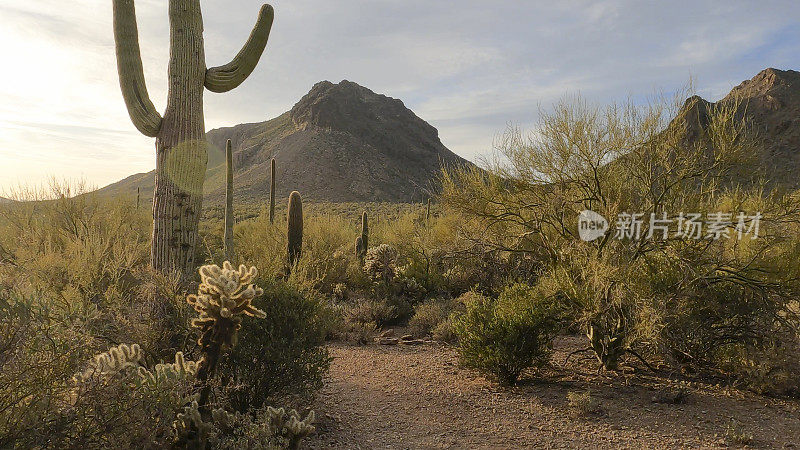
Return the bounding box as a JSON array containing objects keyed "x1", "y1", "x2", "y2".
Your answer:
[
  {"x1": 209, "y1": 406, "x2": 316, "y2": 449},
  {"x1": 378, "y1": 211, "x2": 463, "y2": 295},
  {"x1": 332, "y1": 283, "x2": 348, "y2": 301},
  {"x1": 534, "y1": 250, "x2": 658, "y2": 371},
  {"x1": 231, "y1": 212, "x2": 285, "y2": 277},
  {"x1": 341, "y1": 321, "x2": 379, "y2": 345},
  {"x1": 345, "y1": 299, "x2": 398, "y2": 328},
  {"x1": 220, "y1": 279, "x2": 331, "y2": 412},
  {"x1": 408, "y1": 298, "x2": 454, "y2": 338},
  {"x1": 455, "y1": 284, "x2": 566, "y2": 384},
  {"x1": 441, "y1": 247, "x2": 512, "y2": 297},
  {"x1": 0, "y1": 289, "x2": 96, "y2": 447},
  {"x1": 566, "y1": 390, "x2": 603, "y2": 417},
  {"x1": 441, "y1": 91, "x2": 800, "y2": 389},
  {"x1": 725, "y1": 419, "x2": 754, "y2": 446},
  {"x1": 289, "y1": 215, "x2": 355, "y2": 293},
  {"x1": 125, "y1": 269, "x2": 196, "y2": 364},
  {"x1": 0, "y1": 191, "x2": 325, "y2": 448},
  {"x1": 236, "y1": 211, "x2": 357, "y2": 294},
  {"x1": 431, "y1": 313, "x2": 460, "y2": 344}
]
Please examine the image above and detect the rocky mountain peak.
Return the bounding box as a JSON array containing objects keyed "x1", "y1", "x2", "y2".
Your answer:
[
  {"x1": 290, "y1": 80, "x2": 437, "y2": 140},
  {"x1": 724, "y1": 68, "x2": 800, "y2": 108}
]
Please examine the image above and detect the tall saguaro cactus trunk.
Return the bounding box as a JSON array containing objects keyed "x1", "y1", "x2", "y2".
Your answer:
[
  {"x1": 269, "y1": 158, "x2": 276, "y2": 224},
  {"x1": 112, "y1": 0, "x2": 274, "y2": 278},
  {"x1": 224, "y1": 139, "x2": 235, "y2": 263},
  {"x1": 151, "y1": 0, "x2": 208, "y2": 275}
]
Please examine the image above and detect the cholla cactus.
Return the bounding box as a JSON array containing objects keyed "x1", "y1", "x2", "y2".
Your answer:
[
  {"x1": 138, "y1": 351, "x2": 198, "y2": 388},
  {"x1": 187, "y1": 261, "x2": 266, "y2": 410},
  {"x1": 363, "y1": 244, "x2": 398, "y2": 284},
  {"x1": 173, "y1": 400, "x2": 213, "y2": 448},
  {"x1": 74, "y1": 343, "x2": 143, "y2": 382},
  {"x1": 266, "y1": 406, "x2": 316, "y2": 449},
  {"x1": 187, "y1": 261, "x2": 266, "y2": 349}
]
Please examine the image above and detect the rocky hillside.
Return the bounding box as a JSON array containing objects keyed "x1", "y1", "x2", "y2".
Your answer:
[
  {"x1": 676, "y1": 68, "x2": 800, "y2": 188},
  {"x1": 98, "y1": 81, "x2": 474, "y2": 204}
]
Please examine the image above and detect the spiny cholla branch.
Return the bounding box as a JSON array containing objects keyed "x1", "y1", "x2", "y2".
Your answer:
[{"x1": 187, "y1": 261, "x2": 266, "y2": 348}]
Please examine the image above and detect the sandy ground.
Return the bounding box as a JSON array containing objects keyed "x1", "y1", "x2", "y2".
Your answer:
[{"x1": 305, "y1": 336, "x2": 800, "y2": 449}]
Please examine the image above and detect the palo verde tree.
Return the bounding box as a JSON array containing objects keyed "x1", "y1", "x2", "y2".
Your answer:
[{"x1": 112, "y1": 0, "x2": 274, "y2": 276}]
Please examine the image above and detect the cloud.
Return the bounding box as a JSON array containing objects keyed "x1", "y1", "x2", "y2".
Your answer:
[{"x1": 1, "y1": 0, "x2": 799, "y2": 190}]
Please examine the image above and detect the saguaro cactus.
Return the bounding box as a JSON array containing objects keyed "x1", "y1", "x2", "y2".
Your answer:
[
  {"x1": 287, "y1": 191, "x2": 303, "y2": 269},
  {"x1": 112, "y1": 0, "x2": 274, "y2": 277},
  {"x1": 361, "y1": 211, "x2": 369, "y2": 250},
  {"x1": 224, "y1": 139, "x2": 235, "y2": 264},
  {"x1": 426, "y1": 198, "x2": 431, "y2": 223},
  {"x1": 269, "y1": 158, "x2": 276, "y2": 224},
  {"x1": 356, "y1": 211, "x2": 368, "y2": 261}
]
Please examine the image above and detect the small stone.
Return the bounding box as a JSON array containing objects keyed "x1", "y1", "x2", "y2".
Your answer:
[{"x1": 377, "y1": 337, "x2": 399, "y2": 345}]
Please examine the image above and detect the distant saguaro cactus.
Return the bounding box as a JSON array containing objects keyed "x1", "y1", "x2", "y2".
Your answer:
[
  {"x1": 287, "y1": 191, "x2": 303, "y2": 269},
  {"x1": 426, "y1": 198, "x2": 431, "y2": 223},
  {"x1": 355, "y1": 236, "x2": 365, "y2": 262},
  {"x1": 136, "y1": 187, "x2": 140, "y2": 210},
  {"x1": 361, "y1": 211, "x2": 369, "y2": 250},
  {"x1": 112, "y1": 0, "x2": 274, "y2": 277},
  {"x1": 356, "y1": 211, "x2": 368, "y2": 262},
  {"x1": 224, "y1": 139, "x2": 235, "y2": 263},
  {"x1": 269, "y1": 158, "x2": 276, "y2": 224}
]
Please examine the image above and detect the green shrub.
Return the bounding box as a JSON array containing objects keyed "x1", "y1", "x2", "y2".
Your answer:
[
  {"x1": 455, "y1": 284, "x2": 565, "y2": 384},
  {"x1": 566, "y1": 390, "x2": 603, "y2": 417},
  {"x1": 220, "y1": 279, "x2": 331, "y2": 412},
  {"x1": 345, "y1": 299, "x2": 398, "y2": 328},
  {"x1": 408, "y1": 298, "x2": 453, "y2": 338}
]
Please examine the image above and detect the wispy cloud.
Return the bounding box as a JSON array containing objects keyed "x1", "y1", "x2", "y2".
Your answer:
[{"x1": 1, "y1": 0, "x2": 798, "y2": 191}]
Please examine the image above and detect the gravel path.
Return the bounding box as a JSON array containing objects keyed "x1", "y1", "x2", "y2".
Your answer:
[{"x1": 306, "y1": 338, "x2": 800, "y2": 449}]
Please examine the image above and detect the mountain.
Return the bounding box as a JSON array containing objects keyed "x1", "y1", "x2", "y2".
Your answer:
[
  {"x1": 98, "y1": 80, "x2": 474, "y2": 204},
  {"x1": 676, "y1": 68, "x2": 800, "y2": 188}
]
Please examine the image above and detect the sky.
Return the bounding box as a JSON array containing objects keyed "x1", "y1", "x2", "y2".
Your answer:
[{"x1": 0, "y1": 0, "x2": 798, "y2": 193}]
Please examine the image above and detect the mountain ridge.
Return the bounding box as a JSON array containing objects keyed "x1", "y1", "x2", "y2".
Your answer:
[
  {"x1": 676, "y1": 67, "x2": 800, "y2": 188},
  {"x1": 99, "y1": 80, "x2": 474, "y2": 204},
  {"x1": 97, "y1": 68, "x2": 800, "y2": 205}
]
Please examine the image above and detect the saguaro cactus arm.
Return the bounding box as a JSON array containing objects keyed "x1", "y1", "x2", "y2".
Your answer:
[
  {"x1": 205, "y1": 4, "x2": 275, "y2": 93},
  {"x1": 112, "y1": 0, "x2": 162, "y2": 137}
]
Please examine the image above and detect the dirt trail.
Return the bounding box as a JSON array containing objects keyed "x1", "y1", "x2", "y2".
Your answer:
[{"x1": 305, "y1": 338, "x2": 800, "y2": 449}]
